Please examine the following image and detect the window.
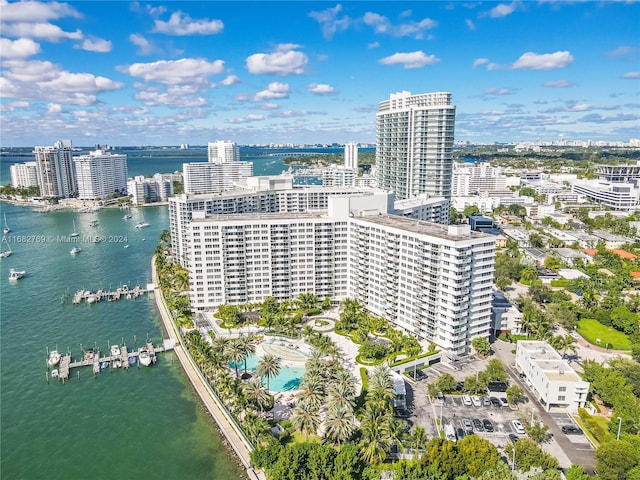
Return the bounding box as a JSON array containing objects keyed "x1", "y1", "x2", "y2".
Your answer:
[
  {"x1": 558, "y1": 395, "x2": 565, "y2": 401},
  {"x1": 559, "y1": 386, "x2": 567, "y2": 392}
]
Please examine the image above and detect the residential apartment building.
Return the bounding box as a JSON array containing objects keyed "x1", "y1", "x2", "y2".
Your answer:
[
  {"x1": 33, "y1": 140, "x2": 77, "y2": 198},
  {"x1": 572, "y1": 163, "x2": 640, "y2": 211},
  {"x1": 182, "y1": 161, "x2": 253, "y2": 195},
  {"x1": 208, "y1": 140, "x2": 240, "y2": 163},
  {"x1": 127, "y1": 174, "x2": 174, "y2": 204},
  {"x1": 375, "y1": 91, "x2": 455, "y2": 206},
  {"x1": 74, "y1": 149, "x2": 128, "y2": 200},
  {"x1": 183, "y1": 192, "x2": 495, "y2": 355},
  {"x1": 10, "y1": 161, "x2": 38, "y2": 189},
  {"x1": 516, "y1": 340, "x2": 590, "y2": 412},
  {"x1": 344, "y1": 142, "x2": 359, "y2": 171},
  {"x1": 452, "y1": 163, "x2": 507, "y2": 196}
]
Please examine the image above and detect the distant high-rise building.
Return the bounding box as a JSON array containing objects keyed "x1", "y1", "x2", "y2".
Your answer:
[
  {"x1": 183, "y1": 161, "x2": 253, "y2": 195},
  {"x1": 344, "y1": 142, "x2": 359, "y2": 171},
  {"x1": 33, "y1": 140, "x2": 76, "y2": 198},
  {"x1": 208, "y1": 141, "x2": 239, "y2": 163},
  {"x1": 375, "y1": 91, "x2": 455, "y2": 205},
  {"x1": 10, "y1": 161, "x2": 39, "y2": 189},
  {"x1": 74, "y1": 149, "x2": 128, "y2": 200}
]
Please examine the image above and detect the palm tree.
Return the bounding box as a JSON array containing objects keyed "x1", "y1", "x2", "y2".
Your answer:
[
  {"x1": 359, "y1": 408, "x2": 390, "y2": 464},
  {"x1": 256, "y1": 353, "x2": 281, "y2": 392},
  {"x1": 296, "y1": 375, "x2": 325, "y2": 410},
  {"x1": 328, "y1": 383, "x2": 355, "y2": 412},
  {"x1": 386, "y1": 417, "x2": 406, "y2": 454},
  {"x1": 410, "y1": 426, "x2": 428, "y2": 460},
  {"x1": 243, "y1": 377, "x2": 270, "y2": 415},
  {"x1": 291, "y1": 400, "x2": 319, "y2": 439},
  {"x1": 236, "y1": 335, "x2": 256, "y2": 375},
  {"x1": 225, "y1": 338, "x2": 247, "y2": 379},
  {"x1": 324, "y1": 406, "x2": 356, "y2": 449}
]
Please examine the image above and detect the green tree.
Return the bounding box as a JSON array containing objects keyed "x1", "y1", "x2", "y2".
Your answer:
[
  {"x1": 472, "y1": 337, "x2": 491, "y2": 356},
  {"x1": 435, "y1": 373, "x2": 458, "y2": 394},
  {"x1": 525, "y1": 420, "x2": 550, "y2": 443},
  {"x1": 256, "y1": 353, "x2": 281, "y2": 391},
  {"x1": 485, "y1": 359, "x2": 508, "y2": 382},
  {"x1": 243, "y1": 377, "x2": 270, "y2": 415},
  {"x1": 565, "y1": 464, "x2": 590, "y2": 480},
  {"x1": 457, "y1": 434, "x2": 501, "y2": 477},
  {"x1": 324, "y1": 406, "x2": 356, "y2": 449},
  {"x1": 504, "y1": 438, "x2": 558, "y2": 472},
  {"x1": 463, "y1": 205, "x2": 481, "y2": 217},
  {"x1": 506, "y1": 385, "x2": 525, "y2": 405},
  {"x1": 291, "y1": 401, "x2": 320, "y2": 439},
  {"x1": 596, "y1": 439, "x2": 638, "y2": 480}
]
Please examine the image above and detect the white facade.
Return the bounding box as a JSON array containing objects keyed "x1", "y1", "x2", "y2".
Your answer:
[
  {"x1": 183, "y1": 193, "x2": 495, "y2": 355},
  {"x1": 33, "y1": 140, "x2": 76, "y2": 198},
  {"x1": 516, "y1": 340, "x2": 590, "y2": 412},
  {"x1": 10, "y1": 161, "x2": 38, "y2": 189},
  {"x1": 74, "y1": 150, "x2": 128, "y2": 200},
  {"x1": 572, "y1": 180, "x2": 639, "y2": 210},
  {"x1": 344, "y1": 142, "x2": 359, "y2": 171},
  {"x1": 208, "y1": 141, "x2": 239, "y2": 163},
  {"x1": 321, "y1": 166, "x2": 357, "y2": 187},
  {"x1": 375, "y1": 91, "x2": 455, "y2": 206},
  {"x1": 452, "y1": 163, "x2": 507, "y2": 196},
  {"x1": 127, "y1": 175, "x2": 174, "y2": 204},
  {"x1": 183, "y1": 161, "x2": 253, "y2": 195}
]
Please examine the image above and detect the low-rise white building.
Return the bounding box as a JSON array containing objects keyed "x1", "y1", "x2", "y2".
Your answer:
[
  {"x1": 516, "y1": 340, "x2": 590, "y2": 412},
  {"x1": 10, "y1": 161, "x2": 39, "y2": 189},
  {"x1": 491, "y1": 290, "x2": 522, "y2": 336}
]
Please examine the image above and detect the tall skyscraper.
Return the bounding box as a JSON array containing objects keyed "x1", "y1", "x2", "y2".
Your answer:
[
  {"x1": 344, "y1": 142, "x2": 359, "y2": 171},
  {"x1": 33, "y1": 139, "x2": 77, "y2": 198},
  {"x1": 74, "y1": 149, "x2": 128, "y2": 200},
  {"x1": 208, "y1": 141, "x2": 240, "y2": 163},
  {"x1": 375, "y1": 91, "x2": 455, "y2": 203}
]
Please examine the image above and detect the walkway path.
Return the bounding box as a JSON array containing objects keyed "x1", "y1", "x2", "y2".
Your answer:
[{"x1": 151, "y1": 257, "x2": 265, "y2": 480}]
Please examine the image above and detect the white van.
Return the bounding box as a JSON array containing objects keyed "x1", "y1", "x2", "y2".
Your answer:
[{"x1": 511, "y1": 420, "x2": 526, "y2": 434}]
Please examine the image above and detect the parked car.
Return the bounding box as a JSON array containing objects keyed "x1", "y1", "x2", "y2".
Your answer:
[
  {"x1": 500, "y1": 397, "x2": 510, "y2": 407},
  {"x1": 471, "y1": 396, "x2": 482, "y2": 407},
  {"x1": 562, "y1": 425, "x2": 582, "y2": 435},
  {"x1": 462, "y1": 419, "x2": 474, "y2": 434},
  {"x1": 511, "y1": 420, "x2": 526, "y2": 434},
  {"x1": 482, "y1": 396, "x2": 491, "y2": 407},
  {"x1": 490, "y1": 397, "x2": 502, "y2": 408},
  {"x1": 472, "y1": 418, "x2": 484, "y2": 431},
  {"x1": 483, "y1": 419, "x2": 494, "y2": 432},
  {"x1": 508, "y1": 434, "x2": 519, "y2": 444},
  {"x1": 437, "y1": 392, "x2": 445, "y2": 404},
  {"x1": 456, "y1": 427, "x2": 466, "y2": 440},
  {"x1": 462, "y1": 395, "x2": 473, "y2": 406}
]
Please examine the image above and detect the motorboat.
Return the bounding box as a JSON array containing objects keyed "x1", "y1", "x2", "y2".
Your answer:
[
  {"x1": 84, "y1": 348, "x2": 95, "y2": 361},
  {"x1": 100, "y1": 361, "x2": 109, "y2": 370},
  {"x1": 90, "y1": 219, "x2": 98, "y2": 227},
  {"x1": 112, "y1": 359, "x2": 122, "y2": 368},
  {"x1": 128, "y1": 356, "x2": 136, "y2": 366},
  {"x1": 134, "y1": 222, "x2": 150, "y2": 229},
  {"x1": 8, "y1": 268, "x2": 25, "y2": 281},
  {"x1": 51, "y1": 369, "x2": 59, "y2": 378},
  {"x1": 70, "y1": 245, "x2": 82, "y2": 255},
  {"x1": 123, "y1": 244, "x2": 129, "y2": 249},
  {"x1": 47, "y1": 350, "x2": 61, "y2": 366},
  {"x1": 110, "y1": 344, "x2": 121, "y2": 357},
  {"x1": 138, "y1": 346, "x2": 152, "y2": 366},
  {"x1": 123, "y1": 213, "x2": 132, "y2": 220}
]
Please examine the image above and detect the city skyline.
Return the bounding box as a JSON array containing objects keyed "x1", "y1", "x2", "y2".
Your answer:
[{"x1": 1, "y1": 1, "x2": 639, "y2": 147}]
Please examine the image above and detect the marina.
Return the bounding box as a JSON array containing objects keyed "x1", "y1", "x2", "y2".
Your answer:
[
  {"x1": 71, "y1": 283, "x2": 148, "y2": 304},
  {"x1": 49, "y1": 339, "x2": 176, "y2": 382}
]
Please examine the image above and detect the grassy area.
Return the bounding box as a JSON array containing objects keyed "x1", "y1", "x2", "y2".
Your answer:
[
  {"x1": 577, "y1": 319, "x2": 632, "y2": 350},
  {"x1": 573, "y1": 416, "x2": 601, "y2": 447},
  {"x1": 292, "y1": 432, "x2": 322, "y2": 444}
]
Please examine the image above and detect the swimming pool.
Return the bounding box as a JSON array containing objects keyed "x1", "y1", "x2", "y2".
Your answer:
[{"x1": 230, "y1": 353, "x2": 306, "y2": 393}]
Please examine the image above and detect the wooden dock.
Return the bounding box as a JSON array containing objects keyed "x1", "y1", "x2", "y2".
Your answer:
[
  {"x1": 71, "y1": 284, "x2": 147, "y2": 305},
  {"x1": 50, "y1": 340, "x2": 174, "y2": 382}
]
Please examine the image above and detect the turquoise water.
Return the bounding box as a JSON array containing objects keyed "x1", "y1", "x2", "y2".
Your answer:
[
  {"x1": 0, "y1": 203, "x2": 247, "y2": 480},
  {"x1": 231, "y1": 354, "x2": 305, "y2": 392}
]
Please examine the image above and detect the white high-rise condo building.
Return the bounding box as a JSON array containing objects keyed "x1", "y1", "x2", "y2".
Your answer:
[
  {"x1": 183, "y1": 192, "x2": 495, "y2": 354},
  {"x1": 344, "y1": 142, "x2": 359, "y2": 171},
  {"x1": 74, "y1": 149, "x2": 128, "y2": 200},
  {"x1": 10, "y1": 162, "x2": 39, "y2": 189},
  {"x1": 33, "y1": 140, "x2": 76, "y2": 198},
  {"x1": 376, "y1": 91, "x2": 455, "y2": 207},
  {"x1": 208, "y1": 141, "x2": 240, "y2": 163},
  {"x1": 183, "y1": 161, "x2": 253, "y2": 195}
]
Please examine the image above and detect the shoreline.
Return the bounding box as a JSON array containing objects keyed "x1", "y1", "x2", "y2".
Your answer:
[{"x1": 150, "y1": 255, "x2": 265, "y2": 480}]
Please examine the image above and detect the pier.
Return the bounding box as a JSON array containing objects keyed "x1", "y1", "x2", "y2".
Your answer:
[
  {"x1": 71, "y1": 284, "x2": 147, "y2": 305},
  {"x1": 49, "y1": 339, "x2": 175, "y2": 382}
]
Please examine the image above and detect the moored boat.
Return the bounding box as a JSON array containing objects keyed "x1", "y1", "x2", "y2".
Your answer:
[
  {"x1": 134, "y1": 221, "x2": 150, "y2": 229},
  {"x1": 8, "y1": 268, "x2": 25, "y2": 281},
  {"x1": 47, "y1": 350, "x2": 61, "y2": 366},
  {"x1": 138, "y1": 346, "x2": 152, "y2": 366},
  {"x1": 70, "y1": 245, "x2": 82, "y2": 255},
  {"x1": 110, "y1": 344, "x2": 121, "y2": 357}
]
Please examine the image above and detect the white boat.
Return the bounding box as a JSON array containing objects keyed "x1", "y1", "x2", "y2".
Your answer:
[
  {"x1": 3, "y1": 213, "x2": 10, "y2": 235},
  {"x1": 123, "y1": 213, "x2": 132, "y2": 220},
  {"x1": 70, "y1": 220, "x2": 79, "y2": 237},
  {"x1": 110, "y1": 344, "x2": 121, "y2": 357},
  {"x1": 0, "y1": 236, "x2": 11, "y2": 258},
  {"x1": 90, "y1": 219, "x2": 98, "y2": 227},
  {"x1": 48, "y1": 350, "x2": 61, "y2": 366},
  {"x1": 138, "y1": 346, "x2": 152, "y2": 366},
  {"x1": 70, "y1": 245, "x2": 82, "y2": 255},
  {"x1": 8, "y1": 268, "x2": 25, "y2": 281},
  {"x1": 134, "y1": 221, "x2": 150, "y2": 229},
  {"x1": 51, "y1": 369, "x2": 59, "y2": 378}
]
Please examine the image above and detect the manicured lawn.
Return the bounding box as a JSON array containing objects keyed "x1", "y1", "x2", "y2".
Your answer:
[
  {"x1": 292, "y1": 432, "x2": 322, "y2": 444},
  {"x1": 577, "y1": 319, "x2": 631, "y2": 350}
]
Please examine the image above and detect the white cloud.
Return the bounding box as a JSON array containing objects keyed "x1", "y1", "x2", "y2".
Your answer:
[
  {"x1": 1, "y1": 22, "x2": 82, "y2": 42},
  {"x1": 378, "y1": 51, "x2": 439, "y2": 69},
  {"x1": 153, "y1": 10, "x2": 223, "y2": 35},
  {"x1": 129, "y1": 34, "x2": 154, "y2": 55},
  {"x1": 607, "y1": 45, "x2": 640, "y2": 59},
  {"x1": 254, "y1": 82, "x2": 290, "y2": 101},
  {"x1": 219, "y1": 75, "x2": 240, "y2": 86},
  {"x1": 473, "y1": 57, "x2": 489, "y2": 68},
  {"x1": 246, "y1": 45, "x2": 308, "y2": 76},
  {"x1": 271, "y1": 110, "x2": 307, "y2": 118},
  {"x1": 486, "y1": 2, "x2": 519, "y2": 18},
  {"x1": 228, "y1": 114, "x2": 264, "y2": 124},
  {"x1": 0, "y1": 38, "x2": 40, "y2": 59},
  {"x1": 363, "y1": 11, "x2": 436, "y2": 38},
  {"x1": 543, "y1": 79, "x2": 573, "y2": 88},
  {"x1": 308, "y1": 4, "x2": 350, "y2": 40},
  {"x1": 307, "y1": 83, "x2": 335, "y2": 95},
  {"x1": 466, "y1": 19, "x2": 476, "y2": 30},
  {"x1": 368, "y1": 42, "x2": 380, "y2": 49},
  {"x1": 484, "y1": 87, "x2": 516, "y2": 96},
  {"x1": 47, "y1": 103, "x2": 62, "y2": 113},
  {"x1": 623, "y1": 71, "x2": 640, "y2": 79},
  {"x1": 122, "y1": 58, "x2": 225, "y2": 85},
  {"x1": 259, "y1": 103, "x2": 279, "y2": 110},
  {"x1": 135, "y1": 88, "x2": 207, "y2": 107},
  {"x1": 0, "y1": 0, "x2": 81, "y2": 22},
  {"x1": 511, "y1": 51, "x2": 574, "y2": 70},
  {"x1": 77, "y1": 37, "x2": 112, "y2": 53}
]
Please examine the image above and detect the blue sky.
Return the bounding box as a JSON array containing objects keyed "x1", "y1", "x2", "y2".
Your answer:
[{"x1": 1, "y1": 1, "x2": 638, "y2": 147}]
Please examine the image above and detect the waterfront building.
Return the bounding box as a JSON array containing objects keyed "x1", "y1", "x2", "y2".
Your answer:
[
  {"x1": 516, "y1": 340, "x2": 590, "y2": 412},
  {"x1": 375, "y1": 91, "x2": 455, "y2": 206},
  {"x1": 321, "y1": 165, "x2": 356, "y2": 187},
  {"x1": 10, "y1": 161, "x2": 38, "y2": 189},
  {"x1": 184, "y1": 192, "x2": 495, "y2": 355},
  {"x1": 33, "y1": 140, "x2": 76, "y2": 198},
  {"x1": 208, "y1": 140, "x2": 240, "y2": 163},
  {"x1": 74, "y1": 149, "x2": 128, "y2": 200},
  {"x1": 127, "y1": 175, "x2": 174, "y2": 205},
  {"x1": 344, "y1": 142, "x2": 358, "y2": 171},
  {"x1": 182, "y1": 161, "x2": 253, "y2": 195}
]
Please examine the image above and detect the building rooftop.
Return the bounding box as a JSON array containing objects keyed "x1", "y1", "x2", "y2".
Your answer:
[
  {"x1": 192, "y1": 211, "x2": 328, "y2": 223},
  {"x1": 518, "y1": 340, "x2": 584, "y2": 383}
]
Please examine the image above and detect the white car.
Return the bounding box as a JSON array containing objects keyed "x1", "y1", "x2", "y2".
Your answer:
[
  {"x1": 511, "y1": 420, "x2": 525, "y2": 434},
  {"x1": 471, "y1": 396, "x2": 481, "y2": 407},
  {"x1": 462, "y1": 395, "x2": 473, "y2": 406}
]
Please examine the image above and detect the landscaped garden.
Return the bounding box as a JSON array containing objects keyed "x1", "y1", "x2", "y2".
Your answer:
[{"x1": 577, "y1": 319, "x2": 632, "y2": 351}]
